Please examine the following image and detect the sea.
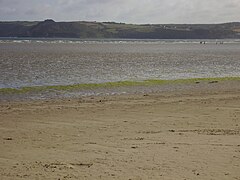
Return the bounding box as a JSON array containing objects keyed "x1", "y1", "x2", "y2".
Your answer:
[{"x1": 0, "y1": 38, "x2": 240, "y2": 89}]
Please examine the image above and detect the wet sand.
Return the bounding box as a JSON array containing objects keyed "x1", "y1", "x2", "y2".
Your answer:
[{"x1": 0, "y1": 81, "x2": 240, "y2": 179}]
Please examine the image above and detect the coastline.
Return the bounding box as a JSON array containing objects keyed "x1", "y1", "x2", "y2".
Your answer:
[
  {"x1": 1, "y1": 77, "x2": 240, "y2": 101},
  {"x1": 0, "y1": 79, "x2": 240, "y2": 179}
]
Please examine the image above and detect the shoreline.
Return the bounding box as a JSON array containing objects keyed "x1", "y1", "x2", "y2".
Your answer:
[
  {"x1": 1, "y1": 77, "x2": 240, "y2": 92},
  {"x1": 1, "y1": 77, "x2": 240, "y2": 102}
]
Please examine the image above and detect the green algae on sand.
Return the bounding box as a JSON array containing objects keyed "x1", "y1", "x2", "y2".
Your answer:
[{"x1": 1, "y1": 77, "x2": 240, "y2": 94}]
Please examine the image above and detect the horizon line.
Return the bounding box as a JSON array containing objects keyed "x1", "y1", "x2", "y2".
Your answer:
[{"x1": 0, "y1": 19, "x2": 240, "y2": 25}]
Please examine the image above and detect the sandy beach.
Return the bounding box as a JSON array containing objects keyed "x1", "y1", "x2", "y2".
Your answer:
[{"x1": 0, "y1": 81, "x2": 240, "y2": 180}]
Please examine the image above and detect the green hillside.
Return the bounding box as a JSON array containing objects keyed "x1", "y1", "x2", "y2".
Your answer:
[{"x1": 0, "y1": 20, "x2": 239, "y2": 39}]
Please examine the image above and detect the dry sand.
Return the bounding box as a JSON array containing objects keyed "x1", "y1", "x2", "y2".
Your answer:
[{"x1": 0, "y1": 82, "x2": 240, "y2": 179}]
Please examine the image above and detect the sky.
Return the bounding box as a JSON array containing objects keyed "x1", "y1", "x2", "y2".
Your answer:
[{"x1": 0, "y1": 0, "x2": 240, "y2": 24}]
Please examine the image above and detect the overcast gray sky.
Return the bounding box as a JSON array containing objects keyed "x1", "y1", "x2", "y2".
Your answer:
[{"x1": 0, "y1": 0, "x2": 239, "y2": 24}]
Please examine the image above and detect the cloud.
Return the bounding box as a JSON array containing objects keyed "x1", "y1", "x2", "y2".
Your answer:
[
  {"x1": 0, "y1": 7, "x2": 16, "y2": 14},
  {"x1": 0, "y1": 0, "x2": 239, "y2": 23}
]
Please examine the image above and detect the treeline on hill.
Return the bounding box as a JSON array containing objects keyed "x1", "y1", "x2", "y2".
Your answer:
[{"x1": 0, "y1": 19, "x2": 240, "y2": 39}]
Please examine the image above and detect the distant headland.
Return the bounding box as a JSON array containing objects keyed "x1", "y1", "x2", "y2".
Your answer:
[{"x1": 0, "y1": 20, "x2": 240, "y2": 39}]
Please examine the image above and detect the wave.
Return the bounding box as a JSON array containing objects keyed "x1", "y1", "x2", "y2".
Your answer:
[{"x1": 1, "y1": 38, "x2": 240, "y2": 44}]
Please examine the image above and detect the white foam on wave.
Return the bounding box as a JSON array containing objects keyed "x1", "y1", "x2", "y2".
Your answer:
[{"x1": 1, "y1": 38, "x2": 240, "y2": 45}]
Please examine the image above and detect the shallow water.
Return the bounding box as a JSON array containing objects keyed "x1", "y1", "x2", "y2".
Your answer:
[{"x1": 0, "y1": 39, "x2": 240, "y2": 89}]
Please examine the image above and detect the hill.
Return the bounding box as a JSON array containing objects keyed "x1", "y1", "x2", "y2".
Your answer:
[{"x1": 0, "y1": 20, "x2": 240, "y2": 39}]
